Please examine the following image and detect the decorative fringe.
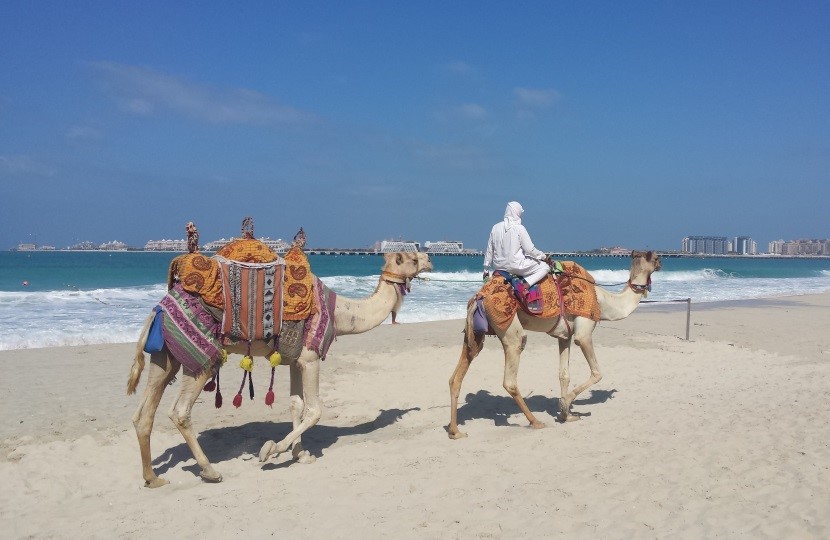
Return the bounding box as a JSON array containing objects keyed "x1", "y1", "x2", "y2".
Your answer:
[
  {"x1": 265, "y1": 367, "x2": 276, "y2": 407},
  {"x1": 215, "y1": 369, "x2": 222, "y2": 408},
  {"x1": 233, "y1": 371, "x2": 247, "y2": 408}
]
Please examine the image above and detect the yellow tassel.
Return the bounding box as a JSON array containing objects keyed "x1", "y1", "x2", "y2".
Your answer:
[
  {"x1": 239, "y1": 355, "x2": 254, "y2": 372},
  {"x1": 219, "y1": 349, "x2": 229, "y2": 365},
  {"x1": 269, "y1": 351, "x2": 282, "y2": 368}
]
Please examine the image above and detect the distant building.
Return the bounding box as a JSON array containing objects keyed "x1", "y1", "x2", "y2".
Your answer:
[
  {"x1": 378, "y1": 240, "x2": 420, "y2": 253},
  {"x1": 424, "y1": 240, "x2": 464, "y2": 254},
  {"x1": 733, "y1": 236, "x2": 757, "y2": 255},
  {"x1": 202, "y1": 237, "x2": 289, "y2": 252},
  {"x1": 682, "y1": 236, "x2": 729, "y2": 255},
  {"x1": 768, "y1": 238, "x2": 830, "y2": 256},
  {"x1": 144, "y1": 238, "x2": 187, "y2": 251}
]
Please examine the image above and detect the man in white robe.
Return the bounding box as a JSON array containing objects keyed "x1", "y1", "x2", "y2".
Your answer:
[{"x1": 483, "y1": 201, "x2": 549, "y2": 286}]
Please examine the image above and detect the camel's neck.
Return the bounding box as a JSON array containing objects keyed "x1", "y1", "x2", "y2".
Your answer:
[
  {"x1": 595, "y1": 270, "x2": 652, "y2": 321},
  {"x1": 333, "y1": 279, "x2": 401, "y2": 335}
]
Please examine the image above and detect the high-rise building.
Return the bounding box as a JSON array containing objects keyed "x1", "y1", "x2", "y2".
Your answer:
[{"x1": 682, "y1": 236, "x2": 729, "y2": 255}]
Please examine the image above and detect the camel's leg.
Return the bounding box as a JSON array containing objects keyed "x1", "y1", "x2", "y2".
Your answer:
[
  {"x1": 448, "y1": 342, "x2": 475, "y2": 439},
  {"x1": 260, "y1": 349, "x2": 322, "y2": 462},
  {"x1": 557, "y1": 336, "x2": 576, "y2": 422},
  {"x1": 501, "y1": 321, "x2": 545, "y2": 429},
  {"x1": 561, "y1": 319, "x2": 601, "y2": 421},
  {"x1": 132, "y1": 352, "x2": 179, "y2": 488},
  {"x1": 287, "y1": 361, "x2": 315, "y2": 464},
  {"x1": 168, "y1": 367, "x2": 221, "y2": 483}
]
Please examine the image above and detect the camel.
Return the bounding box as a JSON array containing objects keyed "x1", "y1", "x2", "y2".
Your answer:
[
  {"x1": 127, "y1": 251, "x2": 432, "y2": 487},
  {"x1": 448, "y1": 250, "x2": 662, "y2": 439}
]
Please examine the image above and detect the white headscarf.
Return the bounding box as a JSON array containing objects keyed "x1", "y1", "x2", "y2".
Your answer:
[{"x1": 503, "y1": 201, "x2": 523, "y2": 230}]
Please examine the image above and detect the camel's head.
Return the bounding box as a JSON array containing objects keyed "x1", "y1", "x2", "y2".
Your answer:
[
  {"x1": 381, "y1": 252, "x2": 433, "y2": 292},
  {"x1": 630, "y1": 250, "x2": 662, "y2": 277}
]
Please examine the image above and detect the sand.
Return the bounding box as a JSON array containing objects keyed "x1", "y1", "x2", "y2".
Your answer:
[{"x1": 1, "y1": 293, "x2": 829, "y2": 539}]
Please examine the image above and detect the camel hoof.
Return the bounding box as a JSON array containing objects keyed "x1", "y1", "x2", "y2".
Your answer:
[
  {"x1": 295, "y1": 451, "x2": 316, "y2": 464},
  {"x1": 560, "y1": 414, "x2": 581, "y2": 423},
  {"x1": 259, "y1": 440, "x2": 278, "y2": 462},
  {"x1": 199, "y1": 470, "x2": 223, "y2": 483},
  {"x1": 530, "y1": 421, "x2": 546, "y2": 429},
  {"x1": 144, "y1": 477, "x2": 169, "y2": 489},
  {"x1": 448, "y1": 430, "x2": 468, "y2": 440}
]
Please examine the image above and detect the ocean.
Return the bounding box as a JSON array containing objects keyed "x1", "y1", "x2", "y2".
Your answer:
[{"x1": 2, "y1": 251, "x2": 830, "y2": 351}]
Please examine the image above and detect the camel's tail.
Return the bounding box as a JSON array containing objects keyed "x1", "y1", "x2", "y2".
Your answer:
[{"x1": 127, "y1": 312, "x2": 155, "y2": 395}]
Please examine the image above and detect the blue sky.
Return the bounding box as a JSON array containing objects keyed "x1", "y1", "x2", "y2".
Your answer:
[{"x1": 1, "y1": 2, "x2": 828, "y2": 252}]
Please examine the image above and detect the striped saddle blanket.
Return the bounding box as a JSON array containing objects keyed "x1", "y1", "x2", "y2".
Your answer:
[{"x1": 215, "y1": 256, "x2": 285, "y2": 343}]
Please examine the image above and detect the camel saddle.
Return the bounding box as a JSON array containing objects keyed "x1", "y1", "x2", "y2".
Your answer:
[
  {"x1": 473, "y1": 261, "x2": 601, "y2": 332},
  {"x1": 168, "y1": 240, "x2": 316, "y2": 343}
]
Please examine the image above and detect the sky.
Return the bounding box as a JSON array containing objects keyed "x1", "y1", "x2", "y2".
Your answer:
[{"x1": 1, "y1": 2, "x2": 828, "y2": 252}]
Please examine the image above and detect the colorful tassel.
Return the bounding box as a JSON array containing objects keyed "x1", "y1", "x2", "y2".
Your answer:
[
  {"x1": 265, "y1": 366, "x2": 276, "y2": 407},
  {"x1": 233, "y1": 371, "x2": 247, "y2": 408},
  {"x1": 219, "y1": 349, "x2": 228, "y2": 365},
  {"x1": 214, "y1": 369, "x2": 222, "y2": 408},
  {"x1": 248, "y1": 370, "x2": 255, "y2": 400},
  {"x1": 203, "y1": 374, "x2": 217, "y2": 392},
  {"x1": 240, "y1": 355, "x2": 254, "y2": 372},
  {"x1": 268, "y1": 350, "x2": 282, "y2": 368}
]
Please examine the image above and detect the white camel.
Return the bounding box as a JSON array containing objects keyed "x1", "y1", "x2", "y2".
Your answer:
[
  {"x1": 448, "y1": 250, "x2": 662, "y2": 439},
  {"x1": 128, "y1": 251, "x2": 432, "y2": 487}
]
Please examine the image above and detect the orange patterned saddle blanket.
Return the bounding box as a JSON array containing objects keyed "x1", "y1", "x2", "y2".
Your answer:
[
  {"x1": 168, "y1": 240, "x2": 315, "y2": 339},
  {"x1": 474, "y1": 261, "x2": 601, "y2": 331}
]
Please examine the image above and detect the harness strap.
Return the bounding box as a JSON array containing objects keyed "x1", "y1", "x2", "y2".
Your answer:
[{"x1": 627, "y1": 275, "x2": 652, "y2": 294}]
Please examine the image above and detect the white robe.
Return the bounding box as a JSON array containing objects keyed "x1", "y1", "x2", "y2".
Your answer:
[{"x1": 483, "y1": 202, "x2": 548, "y2": 286}]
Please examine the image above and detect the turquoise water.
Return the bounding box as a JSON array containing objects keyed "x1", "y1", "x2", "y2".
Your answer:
[{"x1": 1, "y1": 251, "x2": 829, "y2": 350}]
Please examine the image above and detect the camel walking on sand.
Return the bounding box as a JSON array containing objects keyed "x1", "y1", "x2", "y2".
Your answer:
[
  {"x1": 448, "y1": 250, "x2": 661, "y2": 439},
  {"x1": 128, "y1": 252, "x2": 432, "y2": 487}
]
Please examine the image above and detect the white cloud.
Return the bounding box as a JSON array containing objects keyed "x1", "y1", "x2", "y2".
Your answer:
[
  {"x1": 0, "y1": 155, "x2": 57, "y2": 177},
  {"x1": 90, "y1": 61, "x2": 314, "y2": 125},
  {"x1": 66, "y1": 125, "x2": 104, "y2": 141},
  {"x1": 456, "y1": 103, "x2": 488, "y2": 120},
  {"x1": 446, "y1": 61, "x2": 474, "y2": 75},
  {"x1": 514, "y1": 87, "x2": 560, "y2": 108}
]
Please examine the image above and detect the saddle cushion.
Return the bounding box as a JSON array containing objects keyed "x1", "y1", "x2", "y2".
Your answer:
[
  {"x1": 282, "y1": 246, "x2": 316, "y2": 321},
  {"x1": 168, "y1": 253, "x2": 224, "y2": 309},
  {"x1": 215, "y1": 238, "x2": 278, "y2": 263},
  {"x1": 305, "y1": 277, "x2": 337, "y2": 359}
]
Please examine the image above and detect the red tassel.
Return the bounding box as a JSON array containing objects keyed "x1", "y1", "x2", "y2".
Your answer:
[
  {"x1": 233, "y1": 371, "x2": 247, "y2": 408},
  {"x1": 203, "y1": 375, "x2": 216, "y2": 392},
  {"x1": 265, "y1": 367, "x2": 276, "y2": 407},
  {"x1": 215, "y1": 389, "x2": 223, "y2": 408}
]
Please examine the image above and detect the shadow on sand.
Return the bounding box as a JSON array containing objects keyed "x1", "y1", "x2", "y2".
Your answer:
[
  {"x1": 452, "y1": 388, "x2": 618, "y2": 428},
  {"x1": 152, "y1": 407, "x2": 419, "y2": 476}
]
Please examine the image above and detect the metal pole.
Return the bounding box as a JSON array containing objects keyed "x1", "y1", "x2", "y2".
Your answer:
[{"x1": 685, "y1": 298, "x2": 691, "y2": 340}]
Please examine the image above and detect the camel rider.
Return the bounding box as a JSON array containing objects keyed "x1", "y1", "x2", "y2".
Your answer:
[{"x1": 483, "y1": 201, "x2": 550, "y2": 287}]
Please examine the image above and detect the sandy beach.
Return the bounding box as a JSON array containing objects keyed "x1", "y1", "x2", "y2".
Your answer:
[{"x1": 1, "y1": 293, "x2": 829, "y2": 539}]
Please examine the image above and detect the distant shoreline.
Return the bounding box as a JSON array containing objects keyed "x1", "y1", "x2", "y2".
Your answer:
[{"x1": 6, "y1": 248, "x2": 830, "y2": 259}]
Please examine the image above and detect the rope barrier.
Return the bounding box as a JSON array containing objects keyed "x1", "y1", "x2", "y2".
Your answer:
[{"x1": 641, "y1": 298, "x2": 692, "y2": 340}]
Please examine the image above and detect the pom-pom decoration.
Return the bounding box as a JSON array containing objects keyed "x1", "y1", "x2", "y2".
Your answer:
[
  {"x1": 269, "y1": 351, "x2": 282, "y2": 368},
  {"x1": 239, "y1": 355, "x2": 254, "y2": 372}
]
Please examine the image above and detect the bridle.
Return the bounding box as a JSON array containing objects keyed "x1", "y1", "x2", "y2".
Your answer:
[
  {"x1": 381, "y1": 270, "x2": 411, "y2": 295},
  {"x1": 627, "y1": 275, "x2": 652, "y2": 294}
]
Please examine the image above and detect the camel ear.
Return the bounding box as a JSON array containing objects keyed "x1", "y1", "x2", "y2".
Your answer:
[
  {"x1": 645, "y1": 251, "x2": 654, "y2": 261},
  {"x1": 631, "y1": 250, "x2": 642, "y2": 259},
  {"x1": 396, "y1": 253, "x2": 403, "y2": 265}
]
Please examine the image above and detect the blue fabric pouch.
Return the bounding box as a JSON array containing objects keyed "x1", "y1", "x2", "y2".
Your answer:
[
  {"x1": 143, "y1": 305, "x2": 165, "y2": 354},
  {"x1": 472, "y1": 298, "x2": 489, "y2": 334}
]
